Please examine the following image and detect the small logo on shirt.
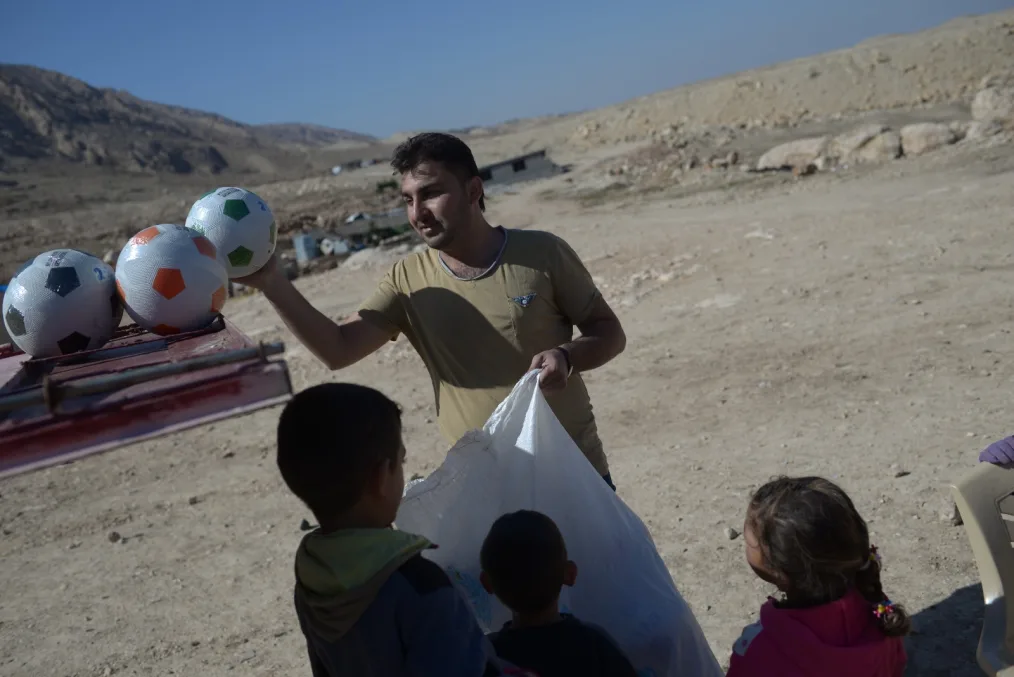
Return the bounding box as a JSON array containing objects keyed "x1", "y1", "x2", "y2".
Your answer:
[{"x1": 512, "y1": 293, "x2": 536, "y2": 307}]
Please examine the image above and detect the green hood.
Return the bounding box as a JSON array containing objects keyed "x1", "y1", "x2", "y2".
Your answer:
[{"x1": 294, "y1": 528, "x2": 432, "y2": 642}]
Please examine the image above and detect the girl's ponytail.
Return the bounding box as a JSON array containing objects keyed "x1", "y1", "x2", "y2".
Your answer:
[{"x1": 854, "y1": 546, "x2": 911, "y2": 638}]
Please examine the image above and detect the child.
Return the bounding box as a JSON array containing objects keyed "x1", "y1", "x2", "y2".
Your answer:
[
  {"x1": 479, "y1": 510, "x2": 638, "y2": 677},
  {"x1": 728, "y1": 476, "x2": 909, "y2": 677},
  {"x1": 276, "y1": 382, "x2": 503, "y2": 677}
]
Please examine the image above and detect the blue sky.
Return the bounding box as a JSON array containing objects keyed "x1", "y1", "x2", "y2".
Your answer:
[{"x1": 1, "y1": 0, "x2": 1010, "y2": 138}]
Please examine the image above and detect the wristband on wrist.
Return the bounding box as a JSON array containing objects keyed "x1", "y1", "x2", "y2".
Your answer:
[{"x1": 556, "y1": 346, "x2": 574, "y2": 376}]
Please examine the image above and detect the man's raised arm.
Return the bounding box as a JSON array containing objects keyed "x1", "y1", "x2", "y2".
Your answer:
[{"x1": 237, "y1": 256, "x2": 395, "y2": 371}]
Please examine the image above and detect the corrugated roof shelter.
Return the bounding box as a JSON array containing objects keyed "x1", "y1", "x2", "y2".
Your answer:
[{"x1": 478, "y1": 150, "x2": 563, "y2": 188}]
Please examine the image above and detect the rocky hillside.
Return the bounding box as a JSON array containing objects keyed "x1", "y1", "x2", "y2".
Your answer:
[
  {"x1": 0, "y1": 65, "x2": 377, "y2": 175},
  {"x1": 450, "y1": 9, "x2": 1014, "y2": 165},
  {"x1": 253, "y1": 123, "x2": 375, "y2": 148}
]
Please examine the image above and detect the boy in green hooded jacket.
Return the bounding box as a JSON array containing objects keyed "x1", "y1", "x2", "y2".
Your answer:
[{"x1": 277, "y1": 382, "x2": 504, "y2": 676}]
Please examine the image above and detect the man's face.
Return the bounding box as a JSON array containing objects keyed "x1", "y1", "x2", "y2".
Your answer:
[{"x1": 400, "y1": 162, "x2": 478, "y2": 250}]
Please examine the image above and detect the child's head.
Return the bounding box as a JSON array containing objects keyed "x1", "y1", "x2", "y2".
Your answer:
[
  {"x1": 276, "y1": 383, "x2": 405, "y2": 530},
  {"x1": 479, "y1": 510, "x2": 577, "y2": 617},
  {"x1": 744, "y1": 476, "x2": 910, "y2": 637}
]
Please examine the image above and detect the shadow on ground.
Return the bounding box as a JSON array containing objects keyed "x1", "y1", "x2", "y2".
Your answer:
[{"x1": 906, "y1": 584, "x2": 985, "y2": 676}]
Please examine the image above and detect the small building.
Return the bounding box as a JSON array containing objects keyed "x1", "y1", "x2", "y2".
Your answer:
[
  {"x1": 334, "y1": 208, "x2": 410, "y2": 244},
  {"x1": 478, "y1": 150, "x2": 562, "y2": 187}
]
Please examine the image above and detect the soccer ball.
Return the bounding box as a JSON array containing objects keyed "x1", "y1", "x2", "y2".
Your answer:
[
  {"x1": 115, "y1": 224, "x2": 228, "y2": 336},
  {"x1": 184, "y1": 187, "x2": 277, "y2": 278},
  {"x1": 3, "y1": 249, "x2": 122, "y2": 358}
]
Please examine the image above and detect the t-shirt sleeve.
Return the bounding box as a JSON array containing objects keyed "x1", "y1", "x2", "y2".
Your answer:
[
  {"x1": 358, "y1": 264, "x2": 407, "y2": 338},
  {"x1": 399, "y1": 565, "x2": 500, "y2": 677},
  {"x1": 548, "y1": 235, "x2": 602, "y2": 326}
]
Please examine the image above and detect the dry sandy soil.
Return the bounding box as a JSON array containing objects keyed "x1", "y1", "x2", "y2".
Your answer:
[
  {"x1": 4, "y1": 9, "x2": 1014, "y2": 677},
  {"x1": 3, "y1": 135, "x2": 1014, "y2": 677}
]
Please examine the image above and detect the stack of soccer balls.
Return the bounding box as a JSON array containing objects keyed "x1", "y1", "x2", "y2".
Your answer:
[{"x1": 3, "y1": 187, "x2": 276, "y2": 358}]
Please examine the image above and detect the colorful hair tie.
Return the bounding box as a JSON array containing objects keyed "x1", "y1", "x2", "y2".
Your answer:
[
  {"x1": 859, "y1": 544, "x2": 881, "y2": 571},
  {"x1": 874, "y1": 600, "x2": 895, "y2": 618}
]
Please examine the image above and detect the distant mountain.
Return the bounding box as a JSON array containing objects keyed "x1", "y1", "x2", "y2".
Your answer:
[
  {"x1": 253, "y1": 123, "x2": 376, "y2": 147},
  {"x1": 0, "y1": 64, "x2": 377, "y2": 175}
]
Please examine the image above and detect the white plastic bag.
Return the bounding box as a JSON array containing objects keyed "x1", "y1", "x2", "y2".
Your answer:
[{"x1": 397, "y1": 371, "x2": 723, "y2": 677}]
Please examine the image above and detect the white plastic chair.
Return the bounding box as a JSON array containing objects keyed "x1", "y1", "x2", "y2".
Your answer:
[{"x1": 950, "y1": 462, "x2": 1014, "y2": 675}]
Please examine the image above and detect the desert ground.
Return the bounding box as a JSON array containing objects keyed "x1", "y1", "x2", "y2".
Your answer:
[
  {"x1": 3, "y1": 136, "x2": 1014, "y2": 676},
  {"x1": 3, "y1": 9, "x2": 1014, "y2": 677}
]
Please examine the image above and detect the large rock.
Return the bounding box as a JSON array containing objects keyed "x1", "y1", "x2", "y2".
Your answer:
[
  {"x1": 829, "y1": 125, "x2": 887, "y2": 157},
  {"x1": 966, "y1": 119, "x2": 1005, "y2": 141},
  {"x1": 756, "y1": 136, "x2": 829, "y2": 171},
  {"x1": 972, "y1": 84, "x2": 1014, "y2": 122},
  {"x1": 900, "y1": 123, "x2": 957, "y2": 156},
  {"x1": 829, "y1": 125, "x2": 901, "y2": 164},
  {"x1": 948, "y1": 120, "x2": 971, "y2": 141},
  {"x1": 854, "y1": 130, "x2": 902, "y2": 163}
]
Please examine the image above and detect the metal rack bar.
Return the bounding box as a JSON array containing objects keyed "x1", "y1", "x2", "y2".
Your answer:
[{"x1": 0, "y1": 341, "x2": 286, "y2": 414}]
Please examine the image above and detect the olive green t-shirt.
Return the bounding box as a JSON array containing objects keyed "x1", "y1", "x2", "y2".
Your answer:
[{"x1": 358, "y1": 228, "x2": 608, "y2": 476}]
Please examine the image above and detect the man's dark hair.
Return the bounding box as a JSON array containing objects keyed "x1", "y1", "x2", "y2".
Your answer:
[
  {"x1": 480, "y1": 510, "x2": 568, "y2": 614},
  {"x1": 391, "y1": 132, "x2": 486, "y2": 211},
  {"x1": 277, "y1": 383, "x2": 402, "y2": 519}
]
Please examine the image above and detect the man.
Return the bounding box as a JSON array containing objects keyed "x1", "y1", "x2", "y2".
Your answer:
[{"x1": 238, "y1": 133, "x2": 626, "y2": 487}]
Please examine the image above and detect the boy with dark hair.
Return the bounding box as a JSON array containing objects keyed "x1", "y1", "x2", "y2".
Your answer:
[
  {"x1": 479, "y1": 510, "x2": 638, "y2": 677},
  {"x1": 277, "y1": 382, "x2": 502, "y2": 676}
]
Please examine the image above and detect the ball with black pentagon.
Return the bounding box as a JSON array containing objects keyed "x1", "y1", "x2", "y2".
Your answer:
[{"x1": 2, "y1": 249, "x2": 121, "y2": 357}]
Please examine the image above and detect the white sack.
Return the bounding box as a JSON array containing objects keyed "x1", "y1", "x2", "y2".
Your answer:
[{"x1": 397, "y1": 371, "x2": 723, "y2": 677}]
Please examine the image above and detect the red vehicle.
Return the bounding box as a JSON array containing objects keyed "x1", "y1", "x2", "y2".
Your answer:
[{"x1": 0, "y1": 315, "x2": 292, "y2": 479}]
